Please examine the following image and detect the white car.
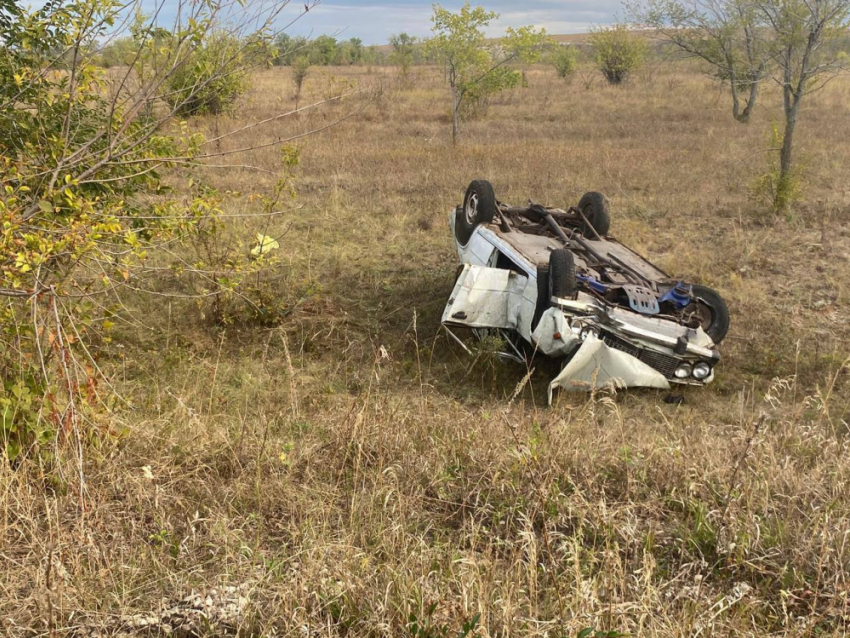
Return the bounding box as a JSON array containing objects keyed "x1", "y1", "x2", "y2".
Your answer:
[{"x1": 441, "y1": 180, "x2": 730, "y2": 402}]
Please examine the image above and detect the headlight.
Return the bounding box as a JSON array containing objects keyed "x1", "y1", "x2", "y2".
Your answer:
[
  {"x1": 580, "y1": 326, "x2": 599, "y2": 341},
  {"x1": 674, "y1": 363, "x2": 692, "y2": 378},
  {"x1": 692, "y1": 361, "x2": 712, "y2": 379}
]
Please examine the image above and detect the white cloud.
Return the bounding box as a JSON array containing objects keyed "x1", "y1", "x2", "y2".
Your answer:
[{"x1": 279, "y1": 0, "x2": 620, "y2": 44}]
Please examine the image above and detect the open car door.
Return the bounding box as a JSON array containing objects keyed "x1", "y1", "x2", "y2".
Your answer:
[{"x1": 441, "y1": 264, "x2": 530, "y2": 331}]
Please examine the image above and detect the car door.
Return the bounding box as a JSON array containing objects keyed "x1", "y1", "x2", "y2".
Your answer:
[{"x1": 442, "y1": 264, "x2": 530, "y2": 330}]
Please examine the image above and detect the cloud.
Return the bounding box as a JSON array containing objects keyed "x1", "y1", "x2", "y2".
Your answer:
[
  {"x1": 284, "y1": 3, "x2": 433, "y2": 41},
  {"x1": 279, "y1": 0, "x2": 621, "y2": 44}
]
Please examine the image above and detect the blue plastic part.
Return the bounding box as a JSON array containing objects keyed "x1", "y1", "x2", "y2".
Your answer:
[
  {"x1": 659, "y1": 282, "x2": 692, "y2": 309},
  {"x1": 576, "y1": 274, "x2": 608, "y2": 294}
]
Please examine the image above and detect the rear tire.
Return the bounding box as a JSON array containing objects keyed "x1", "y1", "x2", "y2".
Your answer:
[
  {"x1": 577, "y1": 192, "x2": 611, "y2": 238},
  {"x1": 455, "y1": 180, "x2": 497, "y2": 245},
  {"x1": 690, "y1": 284, "x2": 730, "y2": 344},
  {"x1": 548, "y1": 249, "x2": 576, "y2": 299}
]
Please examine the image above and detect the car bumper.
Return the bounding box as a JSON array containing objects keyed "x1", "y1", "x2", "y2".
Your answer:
[{"x1": 532, "y1": 305, "x2": 718, "y2": 403}]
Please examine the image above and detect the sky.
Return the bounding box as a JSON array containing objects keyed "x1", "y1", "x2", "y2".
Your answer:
[{"x1": 244, "y1": 0, "x2": 622, "y2": 45}]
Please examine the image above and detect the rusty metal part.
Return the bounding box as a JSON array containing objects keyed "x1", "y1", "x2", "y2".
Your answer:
[
  {"x1": 608, "y1": 253, "x2": 654, "y2": 289},
  {"x1": 540, "y1": 211, "x2": 571, "y2": 244},
  {"x1": 496, "y1": 198, "x2": 659, "y2": 293},
  {"x1": 495, "y1": 209, "x2": 512, "y2": 232},
  {"x1": 575, "y1": 205, "x2": 604, "y2": 241}
]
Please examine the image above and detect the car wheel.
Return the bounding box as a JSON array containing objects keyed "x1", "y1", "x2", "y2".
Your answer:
[
  {"x1": 578, "y1": 192, "x2": 611, "y2": 238},
  {"x1": 548, "y1": 249, "x2": 576, "y2": 299},
  {"x1": 455, "y1": 179, "x2": 497, "y2": 245},
  {"x1": 689, "y1": 284, "x2": 730, "y2": 344}
]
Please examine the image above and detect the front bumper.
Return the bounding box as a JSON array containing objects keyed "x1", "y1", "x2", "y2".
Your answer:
[{"x1": 532, "y1": 305, "x2": 718, "y2": 403}]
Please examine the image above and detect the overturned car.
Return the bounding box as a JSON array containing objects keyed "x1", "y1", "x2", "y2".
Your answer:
[{"x1": 441, "y1": 180, "x2": 730, "y2": 402}]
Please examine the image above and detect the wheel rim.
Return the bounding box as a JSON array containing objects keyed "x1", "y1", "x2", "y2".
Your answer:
[
  {"x1": 464, "y1": 193, "x2": 479, "y2": 225},
  {"x1": 686, "y1": 301, "x2": 715, "y2": 332}
]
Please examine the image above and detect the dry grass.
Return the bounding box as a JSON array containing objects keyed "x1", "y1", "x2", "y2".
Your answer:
[{"x1": 2, "y1": 63, "x2": 850, "y2": 637}]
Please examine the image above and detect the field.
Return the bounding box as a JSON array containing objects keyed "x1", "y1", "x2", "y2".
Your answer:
[{"x1": 3, "y1": 62, "x2": 850, "y2": 637}]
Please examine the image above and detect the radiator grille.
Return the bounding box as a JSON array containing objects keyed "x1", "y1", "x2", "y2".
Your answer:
[
  {"x1": 602, "y1": 332, "x2": 640, "y2": 358},
  {"x1": 602, "y1": 332, "x2": 680, "y2": 379}
]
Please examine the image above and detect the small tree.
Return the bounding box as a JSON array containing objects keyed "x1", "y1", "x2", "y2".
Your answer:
[
  {"x1": 273, "y1": 33, "x2": 309, "y2": 65},
  {"x1": 347, "y1": 38, "x2": 364, "y2": 64},
  {"x1": 291, "y1": 56, "x2": 311, "y2": 108},
  {"x1": 160, "y1": 32, "x2": 255, "y2": 116},
  {"x1": 425, "y1": 2, "x2": 548, "y2": 143},
  {"x1": 550, "y1": 44, "x2": 578, "y2": 81},
  {"x1": 506, "y1": 25, "x2": 549, "y2": 87},
  {"x1": 629, "y1": 0, "x2": 772, "y2": 123},
  {"x1": 757, "y1": 0, "x2": 850, "y2": 209},
  {"x1": 389, "y1": 32, "x2": 418, "y2": 80},
  {"x1": 590, "y1": 24, "x2": 647, "y2": 84},
  {"x1": 97, "y1": 35, "x2": 137, "y2": 67},
  {"x1": 310, "y1": 35, "x2": 339, "y2": 65}
]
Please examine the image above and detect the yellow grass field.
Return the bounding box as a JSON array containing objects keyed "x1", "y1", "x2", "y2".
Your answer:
[{"x1": 2, "y1": 63, "x2": 850, "y2": 637}]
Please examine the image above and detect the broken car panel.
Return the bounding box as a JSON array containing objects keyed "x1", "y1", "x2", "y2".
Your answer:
[{"x1": 442, "y1": 180, "x2": 730, "y2": 402}]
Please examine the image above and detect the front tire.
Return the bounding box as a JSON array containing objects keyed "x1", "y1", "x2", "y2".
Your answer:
[
  {"x1": 455, "y1": 180, "x2": 497, "y2": 245},
  {"x1": 689, "y1": 284, "x2": 730, "y2": 344}
]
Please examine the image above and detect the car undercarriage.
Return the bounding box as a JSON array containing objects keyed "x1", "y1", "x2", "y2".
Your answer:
[{"x1": 442, "y1": 180, "x2": 730, "y2": 400}]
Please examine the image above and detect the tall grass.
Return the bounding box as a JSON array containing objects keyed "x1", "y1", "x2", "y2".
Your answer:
[{"x1": 1, "y1": 62, "x2": 849, "y2": 636}]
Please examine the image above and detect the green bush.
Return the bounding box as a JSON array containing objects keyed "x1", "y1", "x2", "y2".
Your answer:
[
  {"x1": 291, "y1": 56, "x2": 310, "y2": 107},
  {"x1": 163, "y1": 33, "x2": 253, "y2": 116},
  {"x1": 97, "y1": 36, "x2": 138, "y2": 68},
  {"x1": 0, "y1": 0, "x2": 284, "y2": 462},
  {"x1": 459, "y1": 65, "x2": 520, "y2": 119},
  {"x1": 750, "y1": 122, "x2": 803, "y2": 214},
  {"x1": 590, "y1": 25, "x2": 647, "y2": 85},
  {"x1": 389, "y1": 32, "x2": 418, "y2": 79},
  {"x1": 549, "y1": 44, "x2": 578, "y2": 81}
]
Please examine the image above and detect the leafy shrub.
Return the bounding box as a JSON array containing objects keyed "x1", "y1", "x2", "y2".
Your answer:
[
  {"x1": 590, "y1": 24, "x2": 646, "y2": 85},
  {"x1": 273, "y1": 34, "x2": 367, "y2": 66},
  {"x1": 0, "y1": 0, "x2": 289, "y2": 462},
  {"x1": 750, "y1": 122, "x2": 803, "y2": 214},
  {"x1": 425, "y1": 3, "x2": 548, "y2": 143},
  {"x1": 550, "y1": 44, "x2": 578, "y2": 81},
  {"x1": 97, "y1": 36, "x2": 138, "y2": 68},
  {"x1": 389, "y1": 32, "x2": 418, "y2": 80},
  {"x1": 459, "y1": 65, "x2": 520, "y2": 119},
  {"x1": 291, "y1": 55, "x2": 310, "y2": 106},
  {"x1": 162, "y1": 33, "x2": 253, "y2": 116}
]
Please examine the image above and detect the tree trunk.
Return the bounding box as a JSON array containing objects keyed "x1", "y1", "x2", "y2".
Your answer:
[
  {"x1": 742, "y1": 74, "x2": 760, "y2": 122},
  {"x1": 775, "y1": 76, "x2": 803, "y2": 211},
  {"x1": 780, "y1": 54, "x2": 807, "y2": 189},
  {"x1": 451, "y1": 83, "x2": 460, "y2": 145},
  {"x1": 780, "y1": 101, "x2": 799, "y2": 182},
  {"x1": 726, "y1": 52, "x2": 748, "y2": 124},
  {"x1": 732, "y1": 77, "x2": 760, "y2": 123},
  {"x1": 729, "y1": 66, "x2": 743, "y2": 122},
  {"x1": 731, "y1": 96, "x2": 747, "y2": 122}
]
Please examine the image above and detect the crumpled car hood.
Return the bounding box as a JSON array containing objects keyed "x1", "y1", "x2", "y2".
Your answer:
[{"x1": 532, "y1": 307, "x2": 670, "y2": 403}]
